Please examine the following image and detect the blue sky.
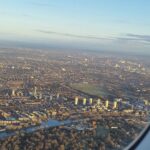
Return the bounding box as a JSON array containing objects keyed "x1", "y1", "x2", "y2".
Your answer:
[{"x1": 0, "y1": 0, "x2": 150, "y2": 53}]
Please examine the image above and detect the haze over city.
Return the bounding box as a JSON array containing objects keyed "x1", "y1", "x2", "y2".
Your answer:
[{"x1": 0, "y1": 0, "x2": 150, "y2": 54}]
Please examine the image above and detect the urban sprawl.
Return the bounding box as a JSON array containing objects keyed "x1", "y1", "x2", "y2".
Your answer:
[{"x1": 0, "y1": 48, "x2": 149, "y2": 150}]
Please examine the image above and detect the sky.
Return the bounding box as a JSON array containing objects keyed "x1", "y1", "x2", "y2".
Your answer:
[{"x1": 0, "y1": 0, "x2": 150, "y2": 54}]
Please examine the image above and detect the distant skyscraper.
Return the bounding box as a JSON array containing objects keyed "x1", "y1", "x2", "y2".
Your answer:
[
  {"x1": 57, "y1": 93, "x2": 60, "y2": 99},
  {"x1": 75, "y1": 97, "x2": 78, "y2": 105},
  {"x1": 39, "y1": 93, "x2": 42, "y2": 99},
  {"x1": 97, "y1": 99, "x2": 101, "y2": 105},
  {"x1": 83, "y1": 98, "x2": 87, "y2": 105},
  {"x1": 113, "y1": 101, "x2": 117, "y2": 109},
  {"x1": 89, "y1": 98, "x2": 93, "y2": 105},
  {"x1": 144, "y1": 100, "x2": 148, "y2": 105},
  {"x1": 12, "y1": 89, "x2": 15, "y2": 96},
  {"x1": 105, "y1": 100, "x2": 109, "y2": 108},
  {"x1": 34, "y1": 86, "x2": 37, "y2": 97}
]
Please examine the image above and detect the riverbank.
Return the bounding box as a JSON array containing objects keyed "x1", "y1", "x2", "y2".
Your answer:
[{"x1": 0, "y1": 119, "x2": 71, "y2": 140}]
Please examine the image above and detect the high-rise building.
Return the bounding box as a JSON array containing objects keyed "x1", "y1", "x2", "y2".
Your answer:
[
  {"x1": 57, "y1": 93, "x2": 60, "y2": 99},
  {"x1": 144, "y1": 100, "x2": 148, "y2": 105},
  {"x1": 34, "y1": 86, "x2": 37, "y2": 97},
  {"x1": 83, "y1": 98, "x2": 87, "y2": 105},
  {"x1": 39, "y1": 93, "x2": 42, "y2": 99},
  {"x1": 12, "y1": 89, "x2": 16, "y2": 96},
  {"x1": 97, "y1": 99, "x2": 101, "y2": 105},
  {"x1": 105, "y1": 100, "x2": 109, "y2": 108},
  {"x1": 113, "y1": 101, "x2": 117, "y2": 109},
  {"x1": 89, "y1": 98, "x2": 93, "y2": 105},
  {"x1": 75, "y1": 97, "x2": 78, "y2": 105}
]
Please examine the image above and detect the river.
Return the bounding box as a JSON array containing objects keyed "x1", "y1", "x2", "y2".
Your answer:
[{"x1": 0, "y1": 119, "x2": 71, "y2": 140}]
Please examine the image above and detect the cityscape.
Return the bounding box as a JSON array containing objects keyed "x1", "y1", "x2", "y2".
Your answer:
[
  {"x1": 0, "y1": 0, "x2": 150, "y2": 149},
  {"x1": 0, "y1": 48, "x2": 149, "y2": 150}
]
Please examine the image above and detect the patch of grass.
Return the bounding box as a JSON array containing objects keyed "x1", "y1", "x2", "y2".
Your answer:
[{"x1": 71, "y1": 83, "x2": 107, "y2": 97}]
